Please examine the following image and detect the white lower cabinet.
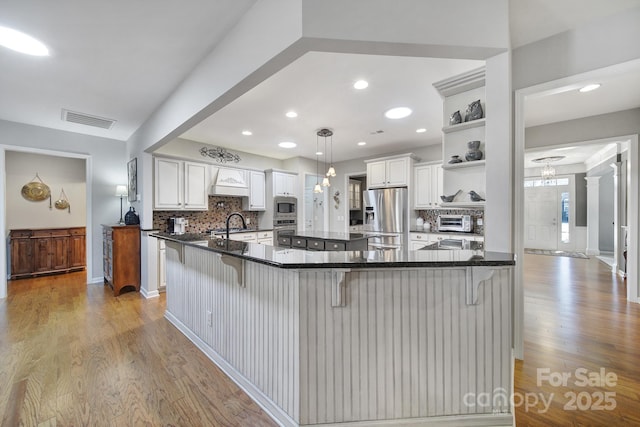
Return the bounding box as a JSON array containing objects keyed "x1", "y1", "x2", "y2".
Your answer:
[
  {"x1": 410, "y1": 232, "x2": 484, "y2": 250},
  {"x1": 256, "y1": 230, "x2": 273, "y2": 245},
  {"x1": 409, "y1": 232, "x2": 437, "y2": 250},
  {"x1": 227, "y1": 230, "x2": 273, "y2": 244},
  {"x1": 228, "y1": 232, "x2": 257, "y2": 242}
]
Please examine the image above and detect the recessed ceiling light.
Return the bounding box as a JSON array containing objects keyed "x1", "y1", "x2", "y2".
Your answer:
[
  {"x1": 579, "y1": 83, "x2": 601, "y2": 93},
  {"x1": 385, "y1": 107, "x2": 412, "y2": 119},
  {"x1": 285, "y1": 111, "x2": 298, "y2": 118},
  {"x1": 353, "y1": 80, "x2": 369, "y2": 90},
  {"x1": 357, "y1": 141, "x2": 367, "y2": 146},
  {"x1": 278, "y1": 141, "x2": 296, "y2": 148},
  {"x1": 416, "y1": 128, "x2": 427, "y2": 133},
  {"x1": 0, "y1": 26, "x2": 49, "y2": 56},
  {"x1": 315, "y1": 151, "x2": 323, "y2": 156},
  {"x1": 241, "y1": 130, "x2": 252, "y2": 136}
]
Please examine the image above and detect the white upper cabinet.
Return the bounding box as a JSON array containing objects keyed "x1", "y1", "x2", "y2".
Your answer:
[
  {"x1": 154, "y1": 158, "x2": 183, "y2": 209},
  {"x1": 367, "y1": 161, "x2": 387, "y2": 188},
  {"x1": 242, "y1": 170, "x2": 266, "y2": 211},
  {"x1": 184, "y1": 161, "x2": 209, "y2": 210},
  {"x1": 414, "y1": 163, "x2": 443, "y2": 209},
  {"x1": 154, "y1": 157, "x2": 209, "y2": 211},
  {"x1": 365, "y1": 154, "x2": 416, "y2": 188},
  {"x1": 273, "y1": 171, "x2": 296, "y2": 197}
]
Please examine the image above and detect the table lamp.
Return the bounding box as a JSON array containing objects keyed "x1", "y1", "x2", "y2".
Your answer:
[{"x1": 115, "y1": 185, "x2": 128, "y2": 224}]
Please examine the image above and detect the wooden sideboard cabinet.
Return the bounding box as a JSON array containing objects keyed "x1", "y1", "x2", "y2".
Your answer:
[
  {"x1": 102, "y1": 225, "x2": 140, "y2": 296},
  {"x1": 9, "y1": 227, "x2": 86, "y2": 279}
]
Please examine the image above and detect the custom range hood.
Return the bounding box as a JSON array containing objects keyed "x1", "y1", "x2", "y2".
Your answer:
[{"x1": 209, "y1": 167, "x2": 249, "y2": 197}]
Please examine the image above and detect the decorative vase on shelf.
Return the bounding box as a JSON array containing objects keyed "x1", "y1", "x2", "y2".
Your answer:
[
  {"x1": 448, "y1": 155, "x2": 463, "y2": 164},
  {"x1": 465, "y1": 140, "x2": 483, "y2": 161},
  {"x1": 464, "y1": 100, "x2": 483, "y2": 122},
  {"x1": 449, "y1": 110, "x2": 462, "y2": 125},
  {"x1": 124, "y1": 207, "x2": 140, "y2": 225}
]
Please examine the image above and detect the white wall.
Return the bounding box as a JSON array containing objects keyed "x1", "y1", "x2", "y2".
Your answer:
[
  {"x1": 513, "y1": 6, "x2": 640, "y2": 90},
  {"x1": 0, "y1": 120, "x2": 128, "y2": 285},
  {"x1": 6, "y1": 152, "x2": 86, "y2": 229},
  {"x1": 525, "y1": 108, "x2": 640, "y2": 150}
]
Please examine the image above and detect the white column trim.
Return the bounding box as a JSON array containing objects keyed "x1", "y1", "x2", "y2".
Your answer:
[{"x1": 584, "y1": 176, "x2": 601, "y2": 256}]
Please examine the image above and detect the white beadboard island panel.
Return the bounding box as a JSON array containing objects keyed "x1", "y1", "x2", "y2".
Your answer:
[{"x1": 163, "y1": 241, "x2": 514, "y2": 427}]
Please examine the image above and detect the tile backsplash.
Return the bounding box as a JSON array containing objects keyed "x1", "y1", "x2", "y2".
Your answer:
[
  {"x1": 153, "y1": 196, "x2": 260, "y2": 233},
  {"x1": 416, "y1": 209, "x2": 484, "y2": 235}
]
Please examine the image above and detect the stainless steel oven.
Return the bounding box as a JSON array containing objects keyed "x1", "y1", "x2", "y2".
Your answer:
[
  {"x1": 274, "y1": 196, "x2": 297, "y2": 221},
  {"x1": 273, "y1": 218, "x2": 296, "y2": 246}
]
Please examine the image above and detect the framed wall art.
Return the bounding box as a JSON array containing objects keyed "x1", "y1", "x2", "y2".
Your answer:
[{"x1": 127, "y1": 158, "x2": 137, "y2": 202}]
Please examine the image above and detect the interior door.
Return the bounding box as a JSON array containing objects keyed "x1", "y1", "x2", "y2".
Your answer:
[{"x1": 524, "y1": 186, "x2": 558, "y2": 249}]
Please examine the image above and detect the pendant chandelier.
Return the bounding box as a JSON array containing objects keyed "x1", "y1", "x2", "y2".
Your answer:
[
  {"x1": 541, "y1": 162, "x2": 556, "y2": 180},
  {"x1": 532, "y1": 155, "x2": 565, "y2": 181},
  {"x1": 317, "y1": 128, "x2": 336, "y2": 184},
  {"x1": 313, "y1": 130, "x2": 323, "y2": 193}
]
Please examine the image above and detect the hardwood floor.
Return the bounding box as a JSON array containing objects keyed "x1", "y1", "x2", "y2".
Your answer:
[
  {"x1": 0, "y1": 272, "x2": 276, "y2": 427},
  {"x1": 2, "y1": 256, "x2": 638, "y2": 426},
  {"x1": 515, "y1": 254, "x2": 640, "y2": 426}
]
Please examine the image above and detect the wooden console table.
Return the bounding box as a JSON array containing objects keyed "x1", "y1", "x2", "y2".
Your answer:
[{"x1": 9, "y1": 227, "x2": 86, "y2": 279}]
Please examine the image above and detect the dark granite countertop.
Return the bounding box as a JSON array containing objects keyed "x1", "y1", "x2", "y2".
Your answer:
[
  {"x1": 153, "y1": 232, "x2": 514, "y2": 269},
  {"x1": 209, "y1": 227, "x2": 273, "y2": 235},
  {"x1": 409, "y1": 229, "x2": 484, "y2": 237},
  {"x1": 287, "y1": 230, "x2": 369, "y2": 241}
]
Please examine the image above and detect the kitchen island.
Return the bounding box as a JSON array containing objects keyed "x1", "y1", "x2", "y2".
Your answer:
[
  {"x1": 276, "y1": 230, "x2": 370, "y2": 251},
  {"x1": 156, "y1": 233, "x2": 515, "y2": 427}
]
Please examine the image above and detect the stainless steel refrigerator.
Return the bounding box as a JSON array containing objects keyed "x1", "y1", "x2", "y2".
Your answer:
[{"x1": 363, "y1": 187, "x2": 408, "y2": 250}]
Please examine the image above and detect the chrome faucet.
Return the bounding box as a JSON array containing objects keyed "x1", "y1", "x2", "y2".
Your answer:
[{"x1": 225, "y1": 212, "x2": 247, "y2": 240}]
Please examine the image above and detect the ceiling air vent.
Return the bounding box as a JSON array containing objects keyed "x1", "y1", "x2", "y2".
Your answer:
[{"x1": 61, "y1": 109, "x2": 116, "y2": 129}]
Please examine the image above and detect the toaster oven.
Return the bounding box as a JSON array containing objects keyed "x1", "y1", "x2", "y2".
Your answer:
[{"x1": 437, "y1": 214, "x2": 472, "y2": 232}]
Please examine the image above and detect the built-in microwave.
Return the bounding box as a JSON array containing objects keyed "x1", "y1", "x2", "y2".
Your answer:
[
  {"x1": 274, "y1": 196, "x2": 297, "y2": 220},
  {"x1": 437, "y1": 214, "x2": 472, "y2": 232}
]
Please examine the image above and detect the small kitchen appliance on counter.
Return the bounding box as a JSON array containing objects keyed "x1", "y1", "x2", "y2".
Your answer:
[
  {"x1": 168, "y1": 217, "x2": 187, "y2": 235},
  {"x1": 437, "y1": 214, "x2": 472, "y2": 233}
]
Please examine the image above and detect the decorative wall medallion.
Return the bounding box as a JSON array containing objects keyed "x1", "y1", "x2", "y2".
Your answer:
[
  {"x1": 54, "y1": 188, "x2": 71, "y2": 213},
  {"x1": 200, "y1": 146, "x2": 241, "y2": 163},
  {"x1": 21, "y1": 173, "x2": 51, "y2": 202}
]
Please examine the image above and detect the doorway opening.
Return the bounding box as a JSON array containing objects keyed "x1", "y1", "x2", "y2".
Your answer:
[
  {"x1": 0, "y1": 146, "x2": 93, "y2": 299},
  {"x1": 523, "y1": 176, "x2": 573, "y2": 251},
  {"x1": 514, "y1": 60, "x2": 640, "y2": 360}
]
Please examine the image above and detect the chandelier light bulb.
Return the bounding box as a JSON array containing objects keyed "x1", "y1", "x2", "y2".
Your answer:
[{"x1": 313, "y1": 183, "x2": 323, "y2": 193}]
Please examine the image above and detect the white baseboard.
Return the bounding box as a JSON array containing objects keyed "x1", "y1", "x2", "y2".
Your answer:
[
  {"x1": 89, "y1": 276, "x2": 104, "y2": 284},
  {"x1": 140, "y1": 287, "x2": 160, "y2": 299}
]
